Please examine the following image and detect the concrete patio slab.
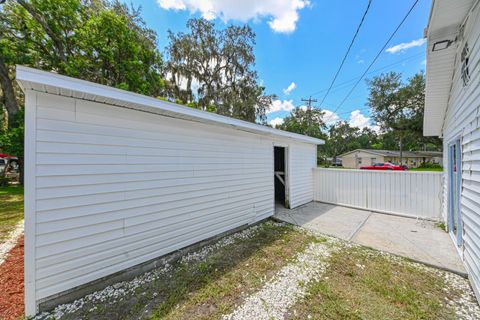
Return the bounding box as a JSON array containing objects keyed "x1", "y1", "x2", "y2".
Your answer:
[
  {"x1": 275, "y1": 202, "x2": 371, "y2": 240},
  {"x1": 352, "y1": 213, "x2": 465, "y2": 274},
  {"x1": 275, "y1": 202, "x2": 466, "y2": 276}
]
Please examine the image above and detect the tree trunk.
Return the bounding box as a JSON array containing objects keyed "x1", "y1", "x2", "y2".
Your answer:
[
  {"x1": 399, "y1": 134, "x2": 403, "y2": 165},
  {"x1": 0, "y1": 55, "x2": 18, "y2": 128}
]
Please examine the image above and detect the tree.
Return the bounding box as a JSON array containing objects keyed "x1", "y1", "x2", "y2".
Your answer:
[
  {"x1": 367, "y1": 72, "x2": 439, "y2": 164},
  {"x1": 278, "y1": 107, "x2": 327, "y2": 139},
  {"x1": 0, "y1": 0, "x2": 165, "y2": 184},
  {"x1": 357, "y1": 127, "x2": 379, "y2": 149},
  {"x1": 165, "y1": 18, "x2": 274, "y2": 123},
  {"x1": 0, "y1": 0, "x2": 164, "y2": 126},
  {"x1": 66, "y1": 3, "x2": 164, "y2": 95},
  {"x1": 323, "y1": 121, "x2": 379, "y2": 162},
  {"x1": 324, "y1": 121, "x2": 359, "y2": 161}
]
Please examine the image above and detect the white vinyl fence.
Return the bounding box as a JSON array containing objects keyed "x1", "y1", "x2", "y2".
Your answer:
[{"x1": 313, "y1": 168, "x2": 443, "y2": 220}]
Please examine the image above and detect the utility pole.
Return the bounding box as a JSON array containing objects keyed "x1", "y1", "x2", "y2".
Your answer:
[{"x1": 301, "y1": 96, "x2": 318, "y2": 110}]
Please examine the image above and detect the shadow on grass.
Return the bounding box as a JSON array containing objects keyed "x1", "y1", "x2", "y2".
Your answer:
[
  {"x1": 0, "y1": 185, "x2": 24, "y2": 241},
  {"x1": 54, "y1": 221, "x2": 315, "y2": 320}
]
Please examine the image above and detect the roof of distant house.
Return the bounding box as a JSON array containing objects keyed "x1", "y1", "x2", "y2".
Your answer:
[{"x1": 339, "y1": 149, "x2": 443, "y2": 158}]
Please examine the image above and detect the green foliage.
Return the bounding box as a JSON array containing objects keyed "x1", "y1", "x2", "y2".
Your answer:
[
  {"x1": 277, "y1": 107, "x2": 327, "y2": 139},
  {"x1": 165, "y1": 18, "x2": 274, "y2": 123},
  {"x1": 322, "y1": 121, "x2": 378, "y2": 159},
  {"x1": 0, "y1": 109, "x2": 24, "y2": 158},
  {"x1": 419, "y1": 162, "x2": 442, "y2": 169},
  {"x1": 0, "y1": 0, "x2": 167, "y2": 185},
  {"x1": 367, "y1": 72, "x2": 441, "y2": 154},
  {"x1": 66, "y1": 3, "x2": 164, "y2": 96},
  {"x1": 0, "y1": 0, "x2": 165, "y2": 124},
  {"x1": 2, "y1": 0, "x2": 164, "y2": 97}
]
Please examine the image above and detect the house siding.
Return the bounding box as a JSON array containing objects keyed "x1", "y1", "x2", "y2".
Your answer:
[
  {"x1": 341, "y1": 151, "x2": 384, "y2": 168},
  {"x1": 441, "y1": 2, "x2": 480, "y2": 300},
  {"x1": 25, "y1": 91, "x2": 317, "y2": 313}
]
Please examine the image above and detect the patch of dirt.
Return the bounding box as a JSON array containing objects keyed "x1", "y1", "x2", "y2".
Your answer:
[{"x1": 0, "y1": 235, "x2": 24, "y2": 320}]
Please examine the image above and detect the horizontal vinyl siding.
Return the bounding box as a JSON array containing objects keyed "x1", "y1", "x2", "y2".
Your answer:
[
  {"x1": 288, "y1": 143, "x2": 316, "y2": 208},
  {"x1": 33, "y1": 93, "x2": 277, "y2": 300},
  {"x1": 442, "y1": 3, "x2": 480, "y2": 300}
]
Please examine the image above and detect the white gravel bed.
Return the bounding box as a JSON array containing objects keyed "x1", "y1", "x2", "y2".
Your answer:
[
  {"x1": 442, "y1": 272, "x2": 480, "y2": 320},
  {"x1": 33, "y1": 221, "x2": 283, "y2": 319},
  {"x1": 180, "y1": 221, "x2": 285, "y2": 264},
  {"x1": 0, "y1": 219, "x2": 24, "y2": 265},
  {"x1": 222, "y1": 239, "x2": 336, "y2": 320},
  {"x1": 33, "y1": 262, "x2": 173, "y2": 320}
]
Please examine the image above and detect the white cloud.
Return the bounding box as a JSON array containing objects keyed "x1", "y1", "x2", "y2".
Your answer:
[
  {"x1": 322, "y1": 109, "x2": 339, "y2": 125},
  {"x1": 157, "y1": 0, "x2": 310, "y2": 33},
  {"x1": 357, "y1": 59, "x2": 365, "y2": 64},
  {"x1": 269, "y1": 117, "x2": 285, "y2": 127},
  {"x1": 283, "y1": 82, "x2": 296, "y2": 95},
  {"x1": 386, "y1": 38, "x2": 426, "y2": 54},
  {"x1": 348, "y1": 109, "x2": 380, "y2": 132},
  {"x1": 268, "y1": 99, "x2": 295, "y2": 113},
  {"x1": 159, "y1": 0, "x2": 186, "y2": 10}
]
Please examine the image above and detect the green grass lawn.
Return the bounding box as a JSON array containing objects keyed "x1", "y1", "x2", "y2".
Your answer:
[
  {"x1": 287, "y1": 245, "x2": 459, "y2": 320},
  {"x1": 409, "y1": 167, "x2": 443, "y2": 172},
  {"x1": 36, "y1": 220, "x2": 477, "y2": 320},
  {"x1": 0, "y1": 185, "x2": 24, "y2": 242}
]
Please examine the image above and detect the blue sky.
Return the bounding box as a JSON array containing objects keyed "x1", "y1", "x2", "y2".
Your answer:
[{"x1": 129, "y1": 0, "x2": 430, "y2": 130}]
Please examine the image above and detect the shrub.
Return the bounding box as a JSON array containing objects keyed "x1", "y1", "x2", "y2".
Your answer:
[{"x1": 419, "y1": 162, "x2": 442, "y2": 169}]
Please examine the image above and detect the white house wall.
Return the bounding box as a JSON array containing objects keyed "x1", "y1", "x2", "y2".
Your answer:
[
  {"x1": 24, "y1": 91, "x2": 317, "y2": 314},
  {"x1": 441, "y1": 3, "x2": 480, "y2": 300}
]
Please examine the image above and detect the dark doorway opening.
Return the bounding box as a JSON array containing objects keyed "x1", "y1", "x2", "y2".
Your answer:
[{"x1": 274, "y1": 146, "x2": 287, "y2": 208}]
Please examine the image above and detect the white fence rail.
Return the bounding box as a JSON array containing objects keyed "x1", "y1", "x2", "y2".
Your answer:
[{"x1": 313, "y1": 168, "x2": 443, "y2": 220}]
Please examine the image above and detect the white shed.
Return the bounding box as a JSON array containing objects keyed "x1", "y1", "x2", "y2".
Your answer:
[
  {"x1": 16, "y1": 66, "x2": 324, "y2": 315},
  {"x1": 424, "y1": 0, "x2": 480, "y2": 302}
]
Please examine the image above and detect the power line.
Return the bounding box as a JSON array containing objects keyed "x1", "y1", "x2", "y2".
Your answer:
[
  {"x1": 293, "y1": 52, "x2": 424, "y2": 110},
  {"x1": 323, "y1": 0, "x2": 420, "y2": 123},
  {"x1": 318, "y1": 0, "x2": 373, "y2": 108},
  {"x1": 309, "y1": 52, "x2": 423, "y2": 97}
]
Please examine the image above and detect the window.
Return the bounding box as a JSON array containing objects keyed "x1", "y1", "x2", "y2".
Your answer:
[
  {"x1": 357, "y1": 158, "x2": 362, "y2": 164},
  {"x1": 461, "y1": 43, "x2": 470, "y2": 86}
]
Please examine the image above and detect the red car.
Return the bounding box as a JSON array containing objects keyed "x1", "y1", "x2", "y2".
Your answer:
[{"x1": 360, "y1": 162, "x2": 406, "y2": 171}]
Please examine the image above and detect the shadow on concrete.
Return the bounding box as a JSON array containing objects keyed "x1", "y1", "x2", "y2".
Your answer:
[{"x1": 275, "y1": 201, "x2": 466, "y2": 276}]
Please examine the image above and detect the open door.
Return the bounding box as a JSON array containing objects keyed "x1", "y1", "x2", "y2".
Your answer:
[{"x1": 274, "y1": 146, "x2": 289, "y2": 208}]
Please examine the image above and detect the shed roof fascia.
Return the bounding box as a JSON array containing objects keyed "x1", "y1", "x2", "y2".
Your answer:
[
  {"x1": 423, "y1": 0, "x2": 475, "y2": 136},
  {"x1": 16, "y1": 65, "x2": 324, "y2": 145}
]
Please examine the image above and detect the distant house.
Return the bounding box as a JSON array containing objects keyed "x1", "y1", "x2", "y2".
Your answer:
[
  {"x1": 325, "y1": 157, "x2": 342, "y2": 167},
  {"x1": 339, "y1": 149, "x2": 443, "y2": 169}
]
